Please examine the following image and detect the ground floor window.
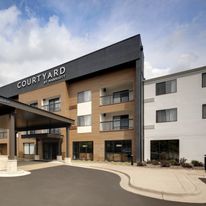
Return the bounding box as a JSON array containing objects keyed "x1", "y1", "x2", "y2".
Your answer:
[
  {"x1": 150, "y1": 139, "x2": 179, "y2": 161},
  {"x1": 105, "y1": 140, "x2": 131, "y2": 162},
  {"x1": 73, "y1": 141, "x2": 93, "y2": 160},
  {"x1": 0, "y1": 144, "x2": 7, "y2": 155},
  {"x1": 23, "y1": 143, "x2": 35, "y2": 155}
]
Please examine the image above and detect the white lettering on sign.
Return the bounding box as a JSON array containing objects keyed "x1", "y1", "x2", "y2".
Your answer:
[{"x1": 17, "y1": 66, "x2": 66, "y2": 89}]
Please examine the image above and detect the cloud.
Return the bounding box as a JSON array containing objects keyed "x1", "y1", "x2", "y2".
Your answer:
[
  {"x1": 144, "y1": 61, "x2": 171, "y2": 79},
  {"x1": 0, "y1": 6, "x2": 96, "y2": 86},
  {"x1": 0, "y1": 1, "x2": 206, "y2": 87}
]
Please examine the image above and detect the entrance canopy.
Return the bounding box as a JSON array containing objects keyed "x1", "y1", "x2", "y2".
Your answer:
[
  {"x1": 0, "y1": 96, "x2": 74, "y2": 161},
  {"x1": 0, "y1": 96, "x2": 74, "y2": 131}
]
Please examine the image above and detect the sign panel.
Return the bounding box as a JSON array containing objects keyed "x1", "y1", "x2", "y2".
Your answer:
[{"x1": 17, "y1": 67, "x2": 66, "y2": 89}]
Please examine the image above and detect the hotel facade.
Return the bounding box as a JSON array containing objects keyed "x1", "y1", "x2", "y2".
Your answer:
[
  {"x1": 0, "y1": 34, "x2": 205, "y2": 163},
  {"x1": 0, "y1": 35, "x2": 144, "y2": 162},
  {"x1": 144, "y1": 66, "x2": 206, "y2": 163}
]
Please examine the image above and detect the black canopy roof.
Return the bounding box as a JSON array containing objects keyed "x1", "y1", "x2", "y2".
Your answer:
[{"x1": 0, "y1": 96, "x2": 74, "y2": 132}]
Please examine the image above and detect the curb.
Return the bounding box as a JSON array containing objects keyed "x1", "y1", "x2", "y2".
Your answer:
[
  {"x1": 67, "y1": 163, "x2": 203, "y2": 203},
  {"x1": 89, "y1": 166, "x2": 200, "y2": 197}
]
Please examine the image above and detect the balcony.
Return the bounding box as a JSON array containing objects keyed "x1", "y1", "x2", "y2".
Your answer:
[
  {"x1": 100, "y1": 90, "x2": 133, "y2": 106},
  {"x1": 100, "y1": 119, "x2": 133, "y2": 132},
  {"x1": 42, "y1": 102, "x2": 61, "y2": 112}
]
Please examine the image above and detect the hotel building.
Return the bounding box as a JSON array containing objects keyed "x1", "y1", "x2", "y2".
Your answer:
[
  {"x1": 0, "y1": 35, "x2": 144, "y2": 162},
  {"x1": 144, "y1": 66, "x2": 206, "y2": 163}
]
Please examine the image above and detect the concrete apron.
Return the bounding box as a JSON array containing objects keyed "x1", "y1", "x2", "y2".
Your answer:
[{"x1": 0, "y1": 156, "x2": 30, "y2": 177}]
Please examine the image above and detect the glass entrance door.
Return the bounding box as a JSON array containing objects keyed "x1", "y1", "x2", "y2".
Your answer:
[{"x1": 43, "y1": 143, "x2": 58, "y2": 160}]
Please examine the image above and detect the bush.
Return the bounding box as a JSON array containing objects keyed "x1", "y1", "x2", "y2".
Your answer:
[
  {"x1": 160, "y1": 160, "x2": 171, "y2": 167},
  {"x1": 151, "y1": 160, "x2": 160, "y2": 165},
  {"x1": 191, "y1": 160, "x2": 203, "y2": 167},
  {"x1": 137, "y1": 161, "x2": 147, "y2": 166},
  {"x1": 182, "y1": 163, "x2": 193, "y2": 168},
  {"x1": 169, "y1": 159, "x2": 180, "y2": 166},
  {"x1": 146, "y1": 159, "x2": 152, "y2": 164},
  {"x1": 180, "y1": 158, "x2": 187, "y2": 166}
]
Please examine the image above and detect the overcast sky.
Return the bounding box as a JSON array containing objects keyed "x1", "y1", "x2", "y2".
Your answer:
[{"x1": 0, "y1": 0, "x2": 206, "y2": 86}]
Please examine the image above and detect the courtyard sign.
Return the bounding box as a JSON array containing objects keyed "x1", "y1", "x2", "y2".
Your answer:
[{"x1": 17, "y1": 67, "x2": 66, "y2": 89}]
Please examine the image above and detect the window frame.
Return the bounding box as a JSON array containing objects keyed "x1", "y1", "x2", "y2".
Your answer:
[
  {"x1": 156, "y1": 108, "x2": 177, "y2": 123},
  {"x1": 77, "y1": 115, "x2": 92, "y2": 127},
  {"x1": 156, "y1": 79, "x2": 177, "y2": 96},
  {"x1": 202, "y1": 104, "x2": 206, "y2": 119},
  {"x1": 23, "y1": 143, "x2": 35, "y2": 155},
  {"x1": 77, "y1": 90, "x2": 91, "y2": 103},
  {"x1": 202, "y1": 73, "x2": 206, "y2": 88}
]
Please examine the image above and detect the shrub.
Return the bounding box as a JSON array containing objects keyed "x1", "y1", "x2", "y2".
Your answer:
[
  {"x1": 191, "y1": 160, "x2": 203, "y2": 167},
  {"x1": 160, "y1": 160, "x2": 171, "y2": 167},
  {"x1": 182, "y1": 163, "x2": 193, "y2": 168},
  {"x1": 151, "y1": 160, "x2": 160, "y2": 165},
  {"x1": 169, "y1": 159, "x2": 180, "y2": 166},
  {"x1": 137, "y1": 161, "x2": 147, "y2": 166},
  {"x1": 179, "y1": 157, "x2": 187, "y2": 166},
  {"x1": 146, "y1": 159, "x2": 152, "y2": 164}
]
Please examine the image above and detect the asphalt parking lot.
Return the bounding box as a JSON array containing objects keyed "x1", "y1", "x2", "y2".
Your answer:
[{"x1": 0, "y1": 165, "x2": 204, "y2": 206}]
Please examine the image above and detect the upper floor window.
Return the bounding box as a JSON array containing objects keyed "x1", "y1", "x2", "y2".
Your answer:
[
  {"x1": 202, "y1": 104, "x2": 206, "y2": 119},
  {"x1": 77, "y1": 115, "x2": 91, "y2": 126},
  {"x1": 43, "y1": 97, "x2": 61, "y2": 112},
  {"x1": 156, "y1": 80, "x2": 177, "y2": 96},
  {"x1": 78, "y1": 90, "x2": 91, "y2": 103},
  {"x1": 49, "y1": 98, "x2": 61, "y2": 112},
  {"x1": 113, "y1": 90, "x2": 129, "y2": 104},
  {"x1": 202, "y1": 73, "x2": 206, "y2": 87},
  {"x1": 156, "y1": 108, "x2": 177, "y2": 123}
]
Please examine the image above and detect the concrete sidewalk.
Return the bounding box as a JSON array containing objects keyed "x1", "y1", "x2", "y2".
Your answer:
[
  {"x1": 68, "y1": 161, "x2": 206, "y2": 203},
  {"x1": 19, "y1": 160, "x2": 206, "y2": 203}
]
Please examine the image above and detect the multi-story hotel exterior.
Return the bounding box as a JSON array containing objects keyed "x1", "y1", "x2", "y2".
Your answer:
[
  {"x1": 0, "y1": 35, "x2": 144, "y2": 162},
  {"x1": 144, "y1": 66, "x2": 206, "y2": 163}
]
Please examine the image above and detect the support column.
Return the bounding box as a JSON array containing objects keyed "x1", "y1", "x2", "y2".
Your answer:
[
  {"x1": 57, "y1": 140, "x2": 62, "y2": 161},
  {"x1": 34, "y1": 139, "x2": 40, "y2": 160},
  {"x1": 65, "y1": 126, "x2": 71, "y2": 163},
  {"x1": 8, "y1": 112, "x2": 17, "y2": 172},
  {"x1": 9, "y1": 112, "x2": 15, "y2": 160}
]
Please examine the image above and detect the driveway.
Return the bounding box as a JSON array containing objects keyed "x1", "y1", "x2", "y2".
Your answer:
[{"x1": 0, "y1": 166, "x2": 203, "y2": 206}]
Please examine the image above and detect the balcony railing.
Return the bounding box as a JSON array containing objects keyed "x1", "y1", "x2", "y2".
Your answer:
[
  {"x1": 42, "y1": 102, "x2": 61, "y2": 112},
  {"x1": 0, "y1": 131, "x2": 8, "y2": 139},
  {"x1": 100, "y1": 90, "x2": 133, "y2": 106},
  {"x1": 100, "y1": 119, "x2": 133, "y2": 131}
]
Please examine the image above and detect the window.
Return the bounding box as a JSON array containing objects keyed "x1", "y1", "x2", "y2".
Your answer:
[
  {"x1": 113, "y1": 90, "x2": 129, "y2": 104},
  {"x1": 113, "y1": 115, "x2": 129, "y2": 130},
  {"x1": 202, "y1": 73, "x2": 206, "y2": 87},
  {"x1": 24, "y1": 143, "x2": 35, "y2": 155},
  {"x1": 105, "y1": 140, "x2": 132, "y2": 162},
  {"x1": 151, "y1": 140, "x2": 179, "y2": 161},
  {"x1": 77, "y1": 115, "x2": 91, "y2": 126},
  {"x1": 73, "y1": 141, "x2": 93, "y2": 160},
  {"x1": 156, "y1": 108, "x2": 177, "y2": 123},
  {"x1": 78, "y1": 91, "x2": 91, "y2": 103},
  {"x1": 48, "y1": 98, "x2": 61, "y2": 112},
  {"x1": 156, "y1": 80, "x2": 177, "y2": 95},
  {"x1": 49, "y1": 128, "x2": 60, "y2": 134},
  {"x1": 202, "y1": 104, "x2": 206, "y2": 119}
]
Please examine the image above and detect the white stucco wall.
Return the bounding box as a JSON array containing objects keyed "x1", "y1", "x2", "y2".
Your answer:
[{"x1": 144, "y1": 72, "x2": 206, "y2": 163}]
